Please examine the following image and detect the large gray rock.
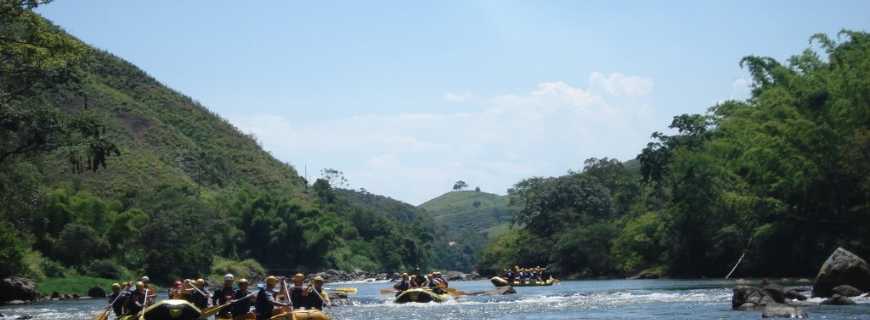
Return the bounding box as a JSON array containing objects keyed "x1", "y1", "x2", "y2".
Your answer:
[
  {"x1": 831, "y1": 284, "x2": 862, "y2": 297},
  {"x1": 813, "y1": 247, "x2": 870, "y2": 297},
  {"x1": 762, "y1": 303, "x2": 808, "y2": 318},
  {"x1": 732, "y1": 286, "x2": 777, "y2": 310},
  {"x1": 821, "y1": 294, "x2": 856, "y2": 305},
  {"x1": 0, "y1": 277, "x2": 38, "y2": 303},
  {"x1": 761, "y1": 283, "x2": 786, "y2": 304}
]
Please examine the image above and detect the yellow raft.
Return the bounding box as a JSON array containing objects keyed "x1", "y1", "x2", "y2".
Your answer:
[
  {"x1": 394, "y1": 288, "x2": 451, "y2": 304},
  {"x1": 491, "y1": 276, "x2": 559, "y2": 287},
  {"x1": 269, "y1": 309, "x2": 331, "y2": 320},
  {"x1": 119, "y1": 299, "x2": 201, "y2": 320}
]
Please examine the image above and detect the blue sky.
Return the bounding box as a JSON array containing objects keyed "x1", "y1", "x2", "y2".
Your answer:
[{"x1": 39, "y1": 1, "x2": 870, "y2": 204}]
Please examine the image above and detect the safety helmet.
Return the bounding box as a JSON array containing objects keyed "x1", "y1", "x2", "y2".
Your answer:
[
  {"x1": 224, "y1": 274, "x2": 234, "y2": 281},
  {"x1": 239, "y1": 278, "x2": 249, "y2": 285},
  {"x1": 266, "y1": 276, "x2": 279, "y2": 285},
  {"x1": 313, "y1": 276, "x2": 324, "y2": 283},
  {"x1": 196, "y1": 278, "x2": 205, "y2": 287},
  {"x1": 111, "y1": 283, "x2": 120, "y2": 289},
  {"x1": 135, "y1": 281, "x2": 145, "y2": 289},
  {"x1": 140, "y1": 276, "x2": 150, "y2": 283}
]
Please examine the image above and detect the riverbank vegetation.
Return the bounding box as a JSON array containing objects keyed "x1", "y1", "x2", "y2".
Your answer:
[
  {"x1": 0, "y1": 2, "x2": 437, "y2": 285},
  {"x1": 481, "y1": 31, "x2": 870, "y2": 279}
]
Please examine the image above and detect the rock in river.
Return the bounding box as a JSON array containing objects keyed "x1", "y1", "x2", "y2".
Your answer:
[
  {"x1": 831, "y1": 284, "x2": 862, "y2": 297},
  {"x1": 821, "y1": 294, "x2": 856, "y2": 305},
  {"x1": 732, "y1": 286, "x2": 777, "y2": 310},
  {"x1": 812, "y1": 247, "x2": 870, "y2": 297},
  {"x1": 0, "y1": 277, "x2": 38, "y2": 303},
  {"x1": 762, "y1": 303, "x2": 808, "y2": 318}
]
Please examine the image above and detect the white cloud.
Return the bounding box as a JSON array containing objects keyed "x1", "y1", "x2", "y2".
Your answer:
[
  {"x1": 229, "y1": 73, "x2": 657, "y2": 204},
  {"x1": 444, "y1": 91, "x2": 472, "y2": 103},
  {"x1": 589, "y1": 72, "x2": 654, "y2": 97}
]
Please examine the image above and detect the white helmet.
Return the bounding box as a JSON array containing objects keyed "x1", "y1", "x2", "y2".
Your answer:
[
  {"x1": 224, "y1": 274, "x2": 234, "y2": 281},
  {"x1": 140, "y1": 276, "x2": 150, "y2": 282}
]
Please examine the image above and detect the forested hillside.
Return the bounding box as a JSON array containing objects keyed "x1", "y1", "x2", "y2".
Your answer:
[
  {"x1": 0, "y1": 3, "x2": 434, "y2": 283},
  {"x1": 481, "y1": 31, "x2": 870, "y2": 279}
]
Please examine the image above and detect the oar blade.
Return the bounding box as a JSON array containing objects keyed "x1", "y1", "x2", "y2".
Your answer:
[{"x1": 93, "y1": 309, "x2": 109, "y2": 320}]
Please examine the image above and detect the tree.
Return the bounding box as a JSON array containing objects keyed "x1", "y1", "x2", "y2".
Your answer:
[
  {"x1": 452, "y1": 180, "x2": 468, "y2": 191},
  {"x1": 320, "y1": 168, "x2": 348, "y2": 188}
]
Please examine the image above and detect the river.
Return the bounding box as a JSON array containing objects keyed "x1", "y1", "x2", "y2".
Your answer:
[{"x1": 2, "y1": 280, "x2": 869, "y2": 319}]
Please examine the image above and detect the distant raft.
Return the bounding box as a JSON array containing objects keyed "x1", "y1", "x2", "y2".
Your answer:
[
  {"x1": 491, "y1": 276, "x2": 558, "y2": 287},
  {"x1": 394, "y1": 288, "x2": 451, "y2": 304},
  {"x1": 119, "y1": 299, "x2": 201, "y2": 320}
]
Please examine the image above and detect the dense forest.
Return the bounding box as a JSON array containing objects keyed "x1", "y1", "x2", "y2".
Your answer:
[
  {"x1": 0, "y1": 2, "x2": 437, "y2": 284},
  {"x1": 480, "y1": 31, "x2": 870, "y2": 278}
]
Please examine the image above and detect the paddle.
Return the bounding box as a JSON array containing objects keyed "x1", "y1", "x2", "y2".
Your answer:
[
  {"x1": 326, "y1": 287, "x2": 357, "y2": 294},
  {"x1": 379, "y1": 287, "x2": 398, "y2": 294},
  {"x1": 92, "y1": 289, "x2": 126, "y2": 320},
  {"x1": 199, "y1": 291, "x2": 256, "y2": 319},
  {"x1": 445, "y1": 287, "x2": 468, "y2": 297},
  {"x1": 137, "y1": 288, "x2": 149, "y2": 319}
]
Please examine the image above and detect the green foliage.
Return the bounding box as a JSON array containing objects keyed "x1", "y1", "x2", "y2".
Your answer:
[
  {"x1": 0, "y1": 222, "x2": 28, "y2": 278},
  {"x1": 210, "y1": 257, "x2": 266, "y2": 282},
  {"x1": 485, "y1": 31, "x2": 870, "y2": 278},
  {"x1": 37, "y1": 276, "x2": 116, "y2": 296}
]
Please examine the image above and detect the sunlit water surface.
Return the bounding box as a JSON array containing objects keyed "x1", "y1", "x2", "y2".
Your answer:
[{"x1": 2, "y1": 280, "x2": 869, "y2": 319}]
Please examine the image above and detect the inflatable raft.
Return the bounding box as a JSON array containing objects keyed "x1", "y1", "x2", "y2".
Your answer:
[
  {"x1": 394, "y1": 288, "x2": 451, "y2": 303},
  {"x1": 269, "y1": 309, "x2": 331, "y2": 320},
  {"x1": 119, "y1": 299, "x2": 201, "y2": 320},
  {"x1": 491, "y1": 276, "x2": 558, "y2": 287}
]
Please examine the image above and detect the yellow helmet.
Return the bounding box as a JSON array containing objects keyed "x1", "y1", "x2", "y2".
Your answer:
[
  {"x1": 313, "y1": 276, "x2": 324, "y2": 283},
  {"x1": 239, "y1": 278, "x2": 249, "y2": 285},
  {"x1": 111, "y1": 283, "x2": 120, "y2": 289},
  {"x1": 266, "y1": 276, "x2": 279, "y2": 285},
  {"x1": 196, "y1": 278, "x2": 205, "y2": 287},
  {"x1": 135, "y1": 281, "x2": 145, "y2": 289}
]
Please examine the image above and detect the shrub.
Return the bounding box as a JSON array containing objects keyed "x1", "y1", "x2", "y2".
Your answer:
[{"x1": 210, "y1": 257, "x2": 266, "y2": 282}]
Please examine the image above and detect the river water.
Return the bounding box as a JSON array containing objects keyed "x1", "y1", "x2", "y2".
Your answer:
[{"x1": 2, "y1": 280, "x2": 869, "y2": 319}]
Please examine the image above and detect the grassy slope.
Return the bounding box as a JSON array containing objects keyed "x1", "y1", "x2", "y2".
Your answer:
[
  {"x1": 40, "y1": 37, "x2": 306, "y2": 200},
  {"x1": 420, "y1": 190, "x2": 514, "y2": 239}
]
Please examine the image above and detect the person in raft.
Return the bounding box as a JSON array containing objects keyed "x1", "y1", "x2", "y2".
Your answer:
[
  {"x1": 212, "y1": 274, "x2": 236, "y2": 318},
  {"x1": 255, "y1": 276, "x2": 289, "y2": 320},
  {"x1": 393, "y1": 273, "x2": 412, "y2": 295},
  {"x1": 305, "y1": 276, "x2": 331, "y2": 310},
  {"x1": 231, "y1": 278, "x2": 255, "y2": 320}
]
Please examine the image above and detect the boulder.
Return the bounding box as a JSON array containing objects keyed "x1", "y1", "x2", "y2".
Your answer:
[
  {"x1": 761, "y1": 304, "x2": 808, "y2": 318},
  {"x1": 445, "y1": 271, "x2": 466, "y2": 281},
  {"x1": 831, "y1": 284, "x2": 862, "y2": 297},
  {"x1": 87, "y1": 286, "x2": 106, "y2": 298},
  {"x1": 50, "y1": 292, "x2": 60, "y2": 300},
  {"x1": 761, "y1": 283, "x2": 786, "y2": 304},
  {"x1": 0, "y1": 277, "x2": 38, "y2": 303},
  {"x1": 732, "y1": 286, "x2": 777, "y2": 310},
  {"x1": 784, "y1": 289, "x2": 808, "y2": 301},
  {"x1": 821, "y1": 294, "x2": 855, "y2": 305},
  {"x1": 812, "y1": 247, "x2": 870, "y2": 297}
]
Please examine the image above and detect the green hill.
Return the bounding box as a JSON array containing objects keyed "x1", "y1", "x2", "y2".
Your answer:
[
  {"x1": 421, "y1": 190, "x2": 514, "y2": 237},
  {"x1": 421, "y1": 190, "x2": 516, "y2": 271},
  {"x1": 0, "y1": 5, "x2": 434, "y2": 283}
]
